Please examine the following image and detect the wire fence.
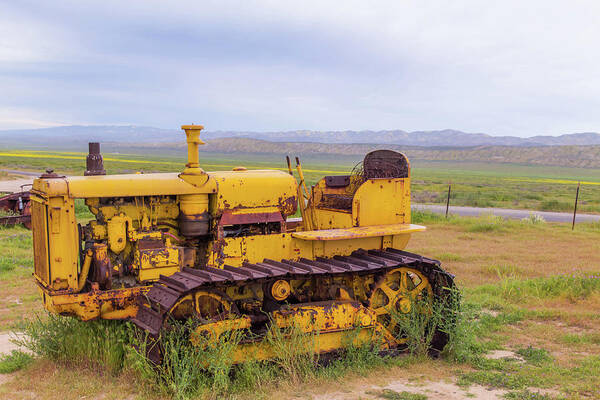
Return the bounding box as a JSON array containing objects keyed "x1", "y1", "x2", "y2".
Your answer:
[{"x1": 411, "y1": 179, "x2": 600, "y2": 229}]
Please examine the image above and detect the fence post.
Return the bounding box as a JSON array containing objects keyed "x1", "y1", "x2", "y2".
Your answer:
[
  {"x1": 572, "y1": 181, "x2": 580, "y2": 230},
  {"x1": 445, "y1": 183, "x2": 452, "y2": 218}
]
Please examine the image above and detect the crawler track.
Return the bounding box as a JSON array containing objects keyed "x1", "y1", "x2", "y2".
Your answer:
[{"x1": 131, "y1": 248, "x2": 456, "y2": 359}]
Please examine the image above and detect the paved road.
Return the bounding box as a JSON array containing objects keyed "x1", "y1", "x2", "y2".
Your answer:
[
  {"x1": 413, "y1": 204, "x2": 600, "y2": 223},
  {"x1": 0, "y1": 169, "x2": 41, "y2": 177}
]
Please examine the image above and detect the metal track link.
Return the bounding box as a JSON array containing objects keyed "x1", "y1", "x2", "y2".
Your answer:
[{"x1": 131, "y1": 248, "x2": 455, "y2": 337}]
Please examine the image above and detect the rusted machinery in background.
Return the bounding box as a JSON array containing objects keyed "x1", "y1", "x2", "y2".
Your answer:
[
  {"x1": 0, "y1": 186, "x2": 32, "y2": 229},
  {"x1": 29, "y1": 124, "x2": 456, "y2": 363}
]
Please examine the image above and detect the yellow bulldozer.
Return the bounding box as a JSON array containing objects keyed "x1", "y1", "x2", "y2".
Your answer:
[{"x1": 30, "y1": 125, "x2": 455, "y2": 363}]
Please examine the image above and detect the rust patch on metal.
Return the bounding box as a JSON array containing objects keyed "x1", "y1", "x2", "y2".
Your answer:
[
  {"x1": 138, "y1": 238, "x2": 163, "y2": 250},
  {"x1": 278, "y1": 195, "x2": 297, "y2": 216},
  {"x1": 91, "y1": 243, "x2": 113, "y2": 289},
  {"x1": 320, "y1": 193, "x2": 353, "y2": 210},
  {"x1": 211, "y1": 238, "x2": 227, "y2": 267},
  {"x1": 220, "y1": 211, "x2": 284, "y2": 226}
]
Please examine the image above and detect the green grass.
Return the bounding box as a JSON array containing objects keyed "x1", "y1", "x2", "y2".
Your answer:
[
  {"x1": 0, "y1": 350, "x2": 33, "y2": 374},
  {"x1": 503, "y1": 389, "x2": 558, "y2": 400},
  {"x1": 369, "y1": 389, "x2": 428, "y2": 400},
  {"x1": 0, "y1": 226, "x2": 32, "y2": 278},
  {"x1": 560, "y1": 332, "x2": 600, "y2": 345},
  {"x1": 469, "y1": 273, "x2": 600, "y2": 306},
  {"x1": 16, "y1": 314, "x2": 132, "y2": 375},
  {"x1": 515, "y1": 346, "x2": 552, "y2": 365}
]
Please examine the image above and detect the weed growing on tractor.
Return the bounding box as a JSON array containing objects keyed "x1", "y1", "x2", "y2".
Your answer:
[
  {"x1": 439, "y1": 297, "x2": 493, "y2": 364},
  {"x1": 264, "y1": 322, "x2": 317, "y2": 384},
  {"x1": 130, "y1": 319, "x2": 245, "y2": 400},
  {"x1": 389, "y1": 298, "x2": 442, "y2": 358},
  {"x1": 319, "y1": 326, "x2": 390, "y2": 380}
]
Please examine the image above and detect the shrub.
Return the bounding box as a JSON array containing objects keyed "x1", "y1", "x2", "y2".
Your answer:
[
  {"x1": 17, "y1": 314, "x2": 132, "y2": 374},
  {"x1": 522, "y1": 213, "x2": 546, "y2": 225}
]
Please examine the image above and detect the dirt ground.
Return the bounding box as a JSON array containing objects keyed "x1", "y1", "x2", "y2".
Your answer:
[
  {"x1": 0, "y1": 333, "x2": 20, "y2": 355},
  {"x1": 0, "y1": 178, "x2": 33, "y2": 194}
]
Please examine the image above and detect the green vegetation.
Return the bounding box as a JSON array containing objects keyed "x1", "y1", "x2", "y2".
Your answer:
[
  {"x1": 16, "y1": 314, "x2": 132, "y2": 375},
  {"x1": 469, "y1": 273, "x2": 600, "y2": 305},
  {"x1": 17, "y1": 314, "x2": 414, "y2": 400},
  {"x1": 515, "y1": 346, "x2": 552, "y2": 365},
  {"x1": 371, "y1": 389, "x2": 428, "y2": 400},
  {"x1": 0, "y1": 350, "x2": 33, "y2": 374},
  {"x1": 560, "y1": 332, "x2": 600, "y2": 345},
  {"x1": 504, "y1": 390, "x2": 558, "y2": 400},
  {"x1": 0, "y1": 227, "x2": 32, "y2": 276},
  {"x1": 411, "y1": 163, "x2": 600, "y2": 214}
]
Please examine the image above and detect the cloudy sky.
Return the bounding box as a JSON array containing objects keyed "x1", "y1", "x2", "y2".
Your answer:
[{"x1": 1, "y1": 1, "x2": 599, "y2": 136}]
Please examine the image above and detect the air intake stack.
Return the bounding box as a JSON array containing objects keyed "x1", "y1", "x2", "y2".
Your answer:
[
  {"x1": 178, "y1": 124, "x2": 211, "y2": 237},
  {"x1": 179, "y1": 125, "x2": 209, "y2": 187}
]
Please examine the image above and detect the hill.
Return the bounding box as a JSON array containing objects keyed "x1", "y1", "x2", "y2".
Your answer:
[
  {"x1": 117, "y1": 138, "x2": 600, "y2": 169},
  {"x1": 2, "y1": 125, "x2": 600, "y2": 147}
]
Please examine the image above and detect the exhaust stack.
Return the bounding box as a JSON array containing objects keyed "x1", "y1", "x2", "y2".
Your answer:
[{"x1": 84, "y1": 142, "x2": 106, "y2": 176}]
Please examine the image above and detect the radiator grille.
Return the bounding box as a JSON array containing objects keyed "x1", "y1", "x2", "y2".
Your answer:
[{"x1": 31, "y1": 201, "x2": 49, "y2": 284}]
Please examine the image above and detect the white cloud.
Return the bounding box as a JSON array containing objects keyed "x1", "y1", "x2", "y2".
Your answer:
[
  {"x1": 0, "y1": 108, "x2": 71, "y2": 129},
  {"x1": 1, "y1": 1, "x2": 599, "y2": 135}
]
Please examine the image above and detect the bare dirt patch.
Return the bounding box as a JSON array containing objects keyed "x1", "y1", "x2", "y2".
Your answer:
[
  {"x1": 485, "y1": 350, "x2": 524, "y2": 362},
  {"x1": 311, "y1": 378, "x2": 509, "y2": 400},
  {"x1": 0, "y1": 333, "x2": 20, "y2": 356},
  {"x1": 0, "y1": 332, "x2": 29, "y2": 356}
]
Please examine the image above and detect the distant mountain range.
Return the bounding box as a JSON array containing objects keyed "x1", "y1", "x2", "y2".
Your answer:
[{"x1": 2, "y1": 125, "x2": 600, "y2": 148}]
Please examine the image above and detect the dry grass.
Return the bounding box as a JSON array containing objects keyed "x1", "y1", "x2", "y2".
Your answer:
[
  {"x1": 0, "y1": 359, "x2": 141, "y2": 400},
  {"x1": 407, "y1": 222, "x2": 600, "y2": 287}
]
